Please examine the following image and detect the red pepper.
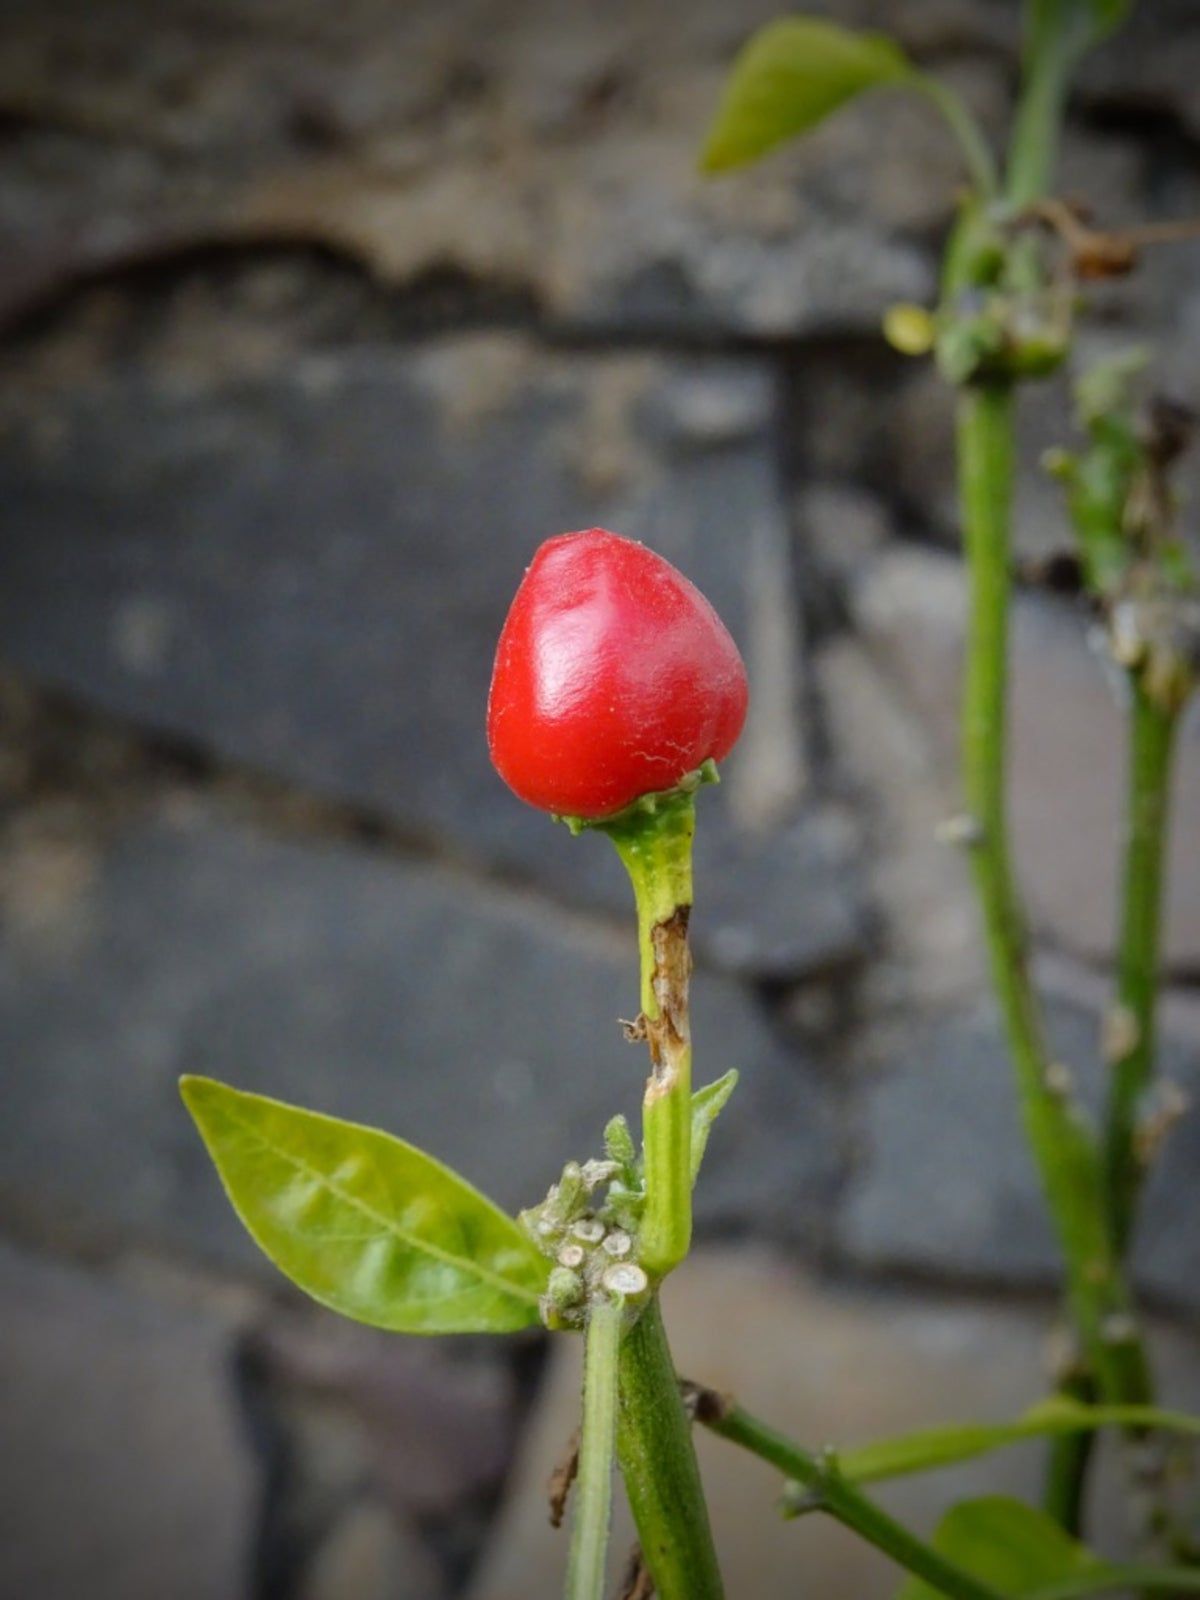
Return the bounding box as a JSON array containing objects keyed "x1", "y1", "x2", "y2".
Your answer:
[{"x1": 488, "y1": 528, "x2": 749, "y2": 819}]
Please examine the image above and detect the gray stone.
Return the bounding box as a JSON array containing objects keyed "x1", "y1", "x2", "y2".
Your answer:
[
  {"x1": 0, "y1": 0, "x2": 935, "y2": 340},
  {"x1": 0, "y1": 814, "x2": 841, "y2": 1272},
  {"x1": 797, "y1": 480, "x2": 896, "y2": 595},
  {"x1": 0, "y1": 338, "x2": 867, "y2": 982},
  {"x1": 849, "y1": 547, "x2": 1200, "y2": 970},
  {"x1": 240, "y1": 1314, "x2": 497, "y2": 1599},
  {"x1": 817, "y1": 634, "x2": 985, "y2": 1009},
  {"x1": 254, "y1": 1313, "x2": 516, "y2": 1520},
  {"x1": 1076, "y1": 0, "x2": 1200, "y2": 139},
  {"x1": 0, "y1": 1238, "x2": 254, "y2": 1600},
  {"x1": 299, "y1": 1501, "x2": 442, "y2": 1600},
  {"x1": 837, "y1": 984, "x2": 1200, "y2": 1309}
]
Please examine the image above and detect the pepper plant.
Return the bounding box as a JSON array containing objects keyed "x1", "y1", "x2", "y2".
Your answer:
[{"x1": 182, "y1": 5, "x2": 1200, "y2": 1597}]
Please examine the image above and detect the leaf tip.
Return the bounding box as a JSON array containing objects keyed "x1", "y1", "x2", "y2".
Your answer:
[
  {"x1": 698, "y1": 134, "x2": 737, "y2": 176},
  {"x1": 178, "y1": 1073, "x2": 229, "y2": 1123}
]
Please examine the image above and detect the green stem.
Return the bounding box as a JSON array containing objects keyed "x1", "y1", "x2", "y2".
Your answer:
[
  {"x1": 605, "y1": 794, "x2": 696, "y2": 1280},
  {"x1": 1007, "y1": 5, "x2": 1074, "y2": 208},
  {"x1": 1027, "y1": 1570, "x2": 1200, "y2": 1599},
  {"x1": 566, "y1": 1297, "x2": 623, "y2": 1600},
  {"x1": 956, "y1": 382, "x2": 1152, "y2": 1415},
  {"x1": 703, "y1": 1398, "x2": 1200, "y2": 1599},
  {"x1": 1042, "y1": 1369, "x2": 1098, "y2": 1538},
  {"x1": 616, "y1": 1298, "x2": 724, "y2": 1600},
  {"x1": 699, "y1": 1399, "x2": 1001, "y2": 1600},
  {"x1": 916, "y1": 76, "x2": 998, "y2": 198},
  {"x1": 1103, "y1": 683, "x2": 1179, "y2": 1258}
]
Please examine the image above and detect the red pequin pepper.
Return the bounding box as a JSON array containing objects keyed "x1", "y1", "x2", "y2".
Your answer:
[{"x1": 487, "y1": 528, "x2": 749, "y2": 819}]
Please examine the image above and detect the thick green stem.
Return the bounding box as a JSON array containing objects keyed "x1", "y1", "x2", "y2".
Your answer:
[
  {"x1": 1027, "y1": 1570, "x2": 1200, "y2": 1599},
  {"x1": 566, "y1": 1298, "x2": 622, "y2": 1600},
  {"x1": 698, "y1": 1398, "x2": 1001, "y2": 1600},
  {"x1": 1104, "y1": 683, "x2": 1179, "y2": 1257},
  {"x1": 957, "y1": 383, "x2": 1152, "y2": 1416},
  {"x1": 605, "y1": 795, "x2": 695, "y2": 1280},
  {"x1": 616, "y1": 1298, "x2": 724, "y2": 1600},
  {"x1": 1043, "y1": 1369, "x2": 1098, "y2": 1538},
  {"x1": 1007, "y1": 30, "x2": 1071, "y2": 209}
]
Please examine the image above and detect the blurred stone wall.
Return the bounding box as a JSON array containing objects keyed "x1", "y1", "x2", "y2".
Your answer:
[{"x1": 0, "y1": 2, "x2": 1198, "y2": 1596}]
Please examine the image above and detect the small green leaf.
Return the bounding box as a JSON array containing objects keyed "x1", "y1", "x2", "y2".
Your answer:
[
  {"x1": 691, "y1": 1069, "x2": 739, "y2": 1184},
  {"x1": 604, "y1": 1113, "x2": 638, "y2": 1174},
  {"x1": 895, "y1": 1497, "x2": 1105, "y2": 1600},
  {"x1": 181, "y1": 1076, "x2": 548, "y2": 1334},
  {"x1": 701, "y1": 18, "x2": 913, "y2": 173},
  {"x1": 840, "y1": 1395, "x2": 1200, "y2": 1487}
]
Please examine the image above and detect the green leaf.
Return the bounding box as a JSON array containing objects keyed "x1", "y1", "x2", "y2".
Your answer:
[
  {"x1": 841, "y1": 1396, "x2": 1200, "y2": 1487},
  {"x1": 895, "y1": 1497, "x2": 1104, "y2": 1600},
  {"x1": 690, "y1": 1069, "x2": 739, "y2": 1184},
  {"x1": 701, "y1": 18, "x2": 913, "y2": 173},
  {"x1": 181, "y1": 1076, "x2": 549, "y2": 1334}
]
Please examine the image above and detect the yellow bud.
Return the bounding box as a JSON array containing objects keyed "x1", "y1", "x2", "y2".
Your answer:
[{"x1": 883, "y1": 303, "x2": 936, "y2": 357}]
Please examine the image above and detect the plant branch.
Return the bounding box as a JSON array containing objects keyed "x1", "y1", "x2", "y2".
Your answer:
[
  {"x1": 1007, "y1": 36, "x2": 1071, "y2": 210},
  {"x1": 956, "y1": 382, "x2": 1153, "y2": 1417},
  {"x1": 690, "y1": 1388, "x2": 1002, "y2": 1600},
  {"x1": 1042, "y1": 1370, "x2": 1098, "y2": 1539},
  {"x1": 567, "y1": 1298, "x2": 623, "y2": 1600},
  {"x1": 1103, "y1": 682, "x2": 1179, "y2": 1257},
  {"x1": 915, "y1": 75, "x2": 998, "y2": 198},
  {"x1": 605, "y1": 795, "x2": 696, "y2": 1280},
  {"x1": 616, "y1": 1299, "x2": 724, "y2": 1600},
  {"x1": 1007, "y1": 1, "x2": 1093, "y2": 209},
  {"x1": 1026, "y1": 1570, "x2": 1200, "y2": 1599}
]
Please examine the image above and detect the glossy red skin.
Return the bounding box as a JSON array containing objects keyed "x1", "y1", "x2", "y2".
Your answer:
[{"x1": 488, "y1": 529, "x2": 749, "y2": 819}]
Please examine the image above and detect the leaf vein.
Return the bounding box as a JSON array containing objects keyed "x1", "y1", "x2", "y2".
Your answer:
[{"x1": 219, "y1": 1100, "x2": 541, "y2": 1308}]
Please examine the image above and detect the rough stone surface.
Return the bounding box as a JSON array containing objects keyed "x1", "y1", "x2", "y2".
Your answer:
[
  {"x1": 1078, "y1": 0, "x2": 1200, "y2": 140},
  {"x1": 298, "y1": 1501, "x2": 443, "y2": 1600},
  {"x1": 837, "y1": 981, "x2": 1200, "y2": 1310},
  {"x1": 240, "y1": 1311, "x2": 516, "y2": 1599},
  {"x1": 0, "y1": 1237, "x2": 254, "y2": 1600},
  {"x1": 0, "y1": 337, "x2": 866, "y2": 983},
  {"x1": 796, "y1": 479, "x2": 896, "y2": 599},
  {"x1": 849, "y1": 546, "x2": 1200, "y2": 970},
  {"x1": 0, "y1": 814, "x2": 841, "y2": 1269},
  {"x1": 818, "y1": 633, "x2": 985, "y2": 1010},
  {"x1": 468, "y1": 1248, "x2": 1200, "y2": 1600},
  {"x1": 0, "y1": 0, "x2": 946, "y2": 339},
  {"x1": 251, "y1": 1312, "x2": 518, "y2": 1523}
]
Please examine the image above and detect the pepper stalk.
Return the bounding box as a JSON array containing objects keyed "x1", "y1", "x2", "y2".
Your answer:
[{"x1": 601, "y1": 779, "x2": 705, "y2": 1281}]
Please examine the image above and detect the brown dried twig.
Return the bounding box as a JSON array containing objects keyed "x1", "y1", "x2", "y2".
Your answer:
[{"x1": 1025, "y1": 198, "x2": 1200, "y2": 281}]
